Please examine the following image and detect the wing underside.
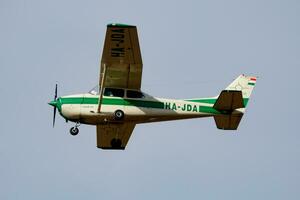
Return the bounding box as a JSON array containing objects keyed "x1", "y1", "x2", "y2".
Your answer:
[
  {"x1": 96, "y1": 123, "x2": 136, "y2": 150},
  {"x1": 100, "y1": 24, "x2": 143, "y2": 90}
]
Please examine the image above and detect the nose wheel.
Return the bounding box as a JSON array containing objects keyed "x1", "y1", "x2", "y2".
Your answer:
[{"x1": 70, "y1": 122, "x2": 80, "y2": 136}]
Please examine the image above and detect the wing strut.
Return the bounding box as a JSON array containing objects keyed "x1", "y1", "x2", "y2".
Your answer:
[{"x1": 97, "y1": 64, "x2": 107, "y2": 113}]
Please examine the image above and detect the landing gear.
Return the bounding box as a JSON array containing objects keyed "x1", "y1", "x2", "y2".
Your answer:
[
  {"x1": 70, "y1": 122, "x2": 80, "y2": 136},
  {"x1": 114, "y1": 110, "x2": 124, "y2": 121},
  {"x1": 70, "y1": 127, "x2": 79, "y2": 135}
]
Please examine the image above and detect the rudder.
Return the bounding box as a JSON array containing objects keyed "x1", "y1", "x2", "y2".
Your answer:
[{"x1": 225, "y1": 74, "x2": 257, "y2": 107}]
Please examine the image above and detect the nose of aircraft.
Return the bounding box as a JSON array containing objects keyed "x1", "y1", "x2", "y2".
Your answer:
[
  {"x1": 48, "y1": 97, "x2": 62, "y2": 112},
  {"x1": 48, "y1": 100, "x2": 57, "y2": 107},
  {"x1": 48, "y1": 98, "x2": 62, "y2": 111},
  {"x1": 48, "y1": 97, "x2": 62, "y2": 127}
]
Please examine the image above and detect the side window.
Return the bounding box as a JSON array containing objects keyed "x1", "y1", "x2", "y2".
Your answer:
[
  {"x1": 127, "y1": 90, "x2": 145, "y2": 98},
  {"x1": 104, "y1": 88, "x2": 124, "y2": 97}
]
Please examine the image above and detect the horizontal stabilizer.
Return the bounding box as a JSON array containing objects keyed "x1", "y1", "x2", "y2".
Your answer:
[
  {"x1": 213, "y1": 90, "x2": 244, "y2": 111},
  {"x1": 214, "y1": 114, "x2": 243, "y2": 130}
]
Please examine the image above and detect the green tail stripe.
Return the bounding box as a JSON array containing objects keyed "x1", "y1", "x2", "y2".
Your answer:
[
  {"x1": 185, "y1": 98, "x2": 249, "y2": 106},
  {"x1": 185, "y1": 99, "x2": 217, "y2": 104}
]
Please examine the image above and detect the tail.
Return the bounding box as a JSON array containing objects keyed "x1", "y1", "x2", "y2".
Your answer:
[
  {"x1": 225, "y1": 74, "x2": 257, "y2": 107},
  {"x1": 213, "y1": 74, "x2": 257, "y2": 130}
]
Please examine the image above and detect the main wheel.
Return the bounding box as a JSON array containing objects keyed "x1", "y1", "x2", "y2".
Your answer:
[
  {"x1": 114, "y1": 110, "x2": 124, "y2": 120},
  {"x1": 70, "y1": 127, "x2": 79, "y2": 136}
]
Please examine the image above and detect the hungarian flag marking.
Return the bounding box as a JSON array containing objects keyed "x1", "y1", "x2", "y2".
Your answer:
[{"x1": 248, "y1": 77, "x2": 257, "y2": 86}]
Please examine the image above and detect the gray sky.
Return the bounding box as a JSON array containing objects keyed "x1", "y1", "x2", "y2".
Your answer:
[{"x1": 1, "y1": 0, "x2": 300, "y2": 199}]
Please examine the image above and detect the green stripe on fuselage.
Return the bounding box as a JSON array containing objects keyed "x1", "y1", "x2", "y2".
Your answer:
[
  {"x1": 59, "y1": 97, "x2": 248, "y2": 115},
  {"x1": 59, "y1": 97, "x2": 219, "y2": 114},
  {"x1": 60, "y1": 97, "x2": 165, "y2": 109}
]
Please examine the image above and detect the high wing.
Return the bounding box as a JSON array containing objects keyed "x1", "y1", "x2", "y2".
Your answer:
[
  {"x1": 96, "y1": 123, "x2": 136, "y2": 150},
  {"x1": 100, "y1": 23, "x2": 143, "y2": 90}
]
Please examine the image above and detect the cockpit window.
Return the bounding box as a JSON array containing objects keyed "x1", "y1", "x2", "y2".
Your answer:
[
  {"x1": 126, "y1": 90, "x2": 145, "y2": 98},
  {"x1": 89, "y1": 85, "x2": 100, "y2": 95},
  {"x1": 104, "y1": 88, "x2": 124, "y2": 97}
]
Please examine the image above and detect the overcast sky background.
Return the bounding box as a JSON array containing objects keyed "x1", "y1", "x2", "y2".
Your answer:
[{"x1": 1, "y1": 0, "x2": 300, "y2": 199}]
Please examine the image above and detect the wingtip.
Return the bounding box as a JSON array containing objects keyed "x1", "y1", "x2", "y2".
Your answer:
[{"x1": 107, "y1": 23, "x2": 136, "y2": 28}]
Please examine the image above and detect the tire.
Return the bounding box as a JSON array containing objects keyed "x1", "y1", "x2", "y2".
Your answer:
[
  {"x1": 114, "y1": 110, "x2": 124, "y2": 120},
  {"x1": 70, "y1": 127, "x2": 79, "y2": 136}
]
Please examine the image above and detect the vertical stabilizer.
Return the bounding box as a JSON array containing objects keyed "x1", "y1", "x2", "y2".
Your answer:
[{"x1": 225, "y1": 75, "x2": 257, "y2": 107}]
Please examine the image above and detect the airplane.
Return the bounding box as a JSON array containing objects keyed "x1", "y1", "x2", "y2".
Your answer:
[{"x1": 48, "y1": 23, "x2": 257, "y2": 150}]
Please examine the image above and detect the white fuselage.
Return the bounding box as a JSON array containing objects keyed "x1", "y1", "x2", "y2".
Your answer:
[{"x1": 58, "y1": 93, "x2": 221, "y2": 125}]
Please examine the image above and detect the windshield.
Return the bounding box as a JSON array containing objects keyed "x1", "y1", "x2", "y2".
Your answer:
[{"x1": 89, "y1": 85, "x2": 100, "y2": 95}]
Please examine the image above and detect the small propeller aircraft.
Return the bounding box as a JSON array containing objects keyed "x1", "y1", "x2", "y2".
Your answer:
[{"x1": 48, "y1": 23, "x2": 257, "y2": 150}]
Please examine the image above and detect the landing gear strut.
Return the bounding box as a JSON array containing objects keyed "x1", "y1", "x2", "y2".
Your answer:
[{"x1": 70, "y1": 122, "x2": 80, "y2": 136}]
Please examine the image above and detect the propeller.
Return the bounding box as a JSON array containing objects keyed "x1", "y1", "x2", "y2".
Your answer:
[{"x1": 52, "y1": 84, "x2": 58, "y2": 127}]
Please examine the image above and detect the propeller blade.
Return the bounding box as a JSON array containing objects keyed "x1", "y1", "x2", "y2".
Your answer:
[
  {"x1": 54, "y1": 83, "x2": 57, "y2": 100},
  {"x1": 53, "y1": 106, "x2": 57, "y2": 127},
  {"x1": 52, "y1": 83, "x2": 58, "y2": 127}
]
